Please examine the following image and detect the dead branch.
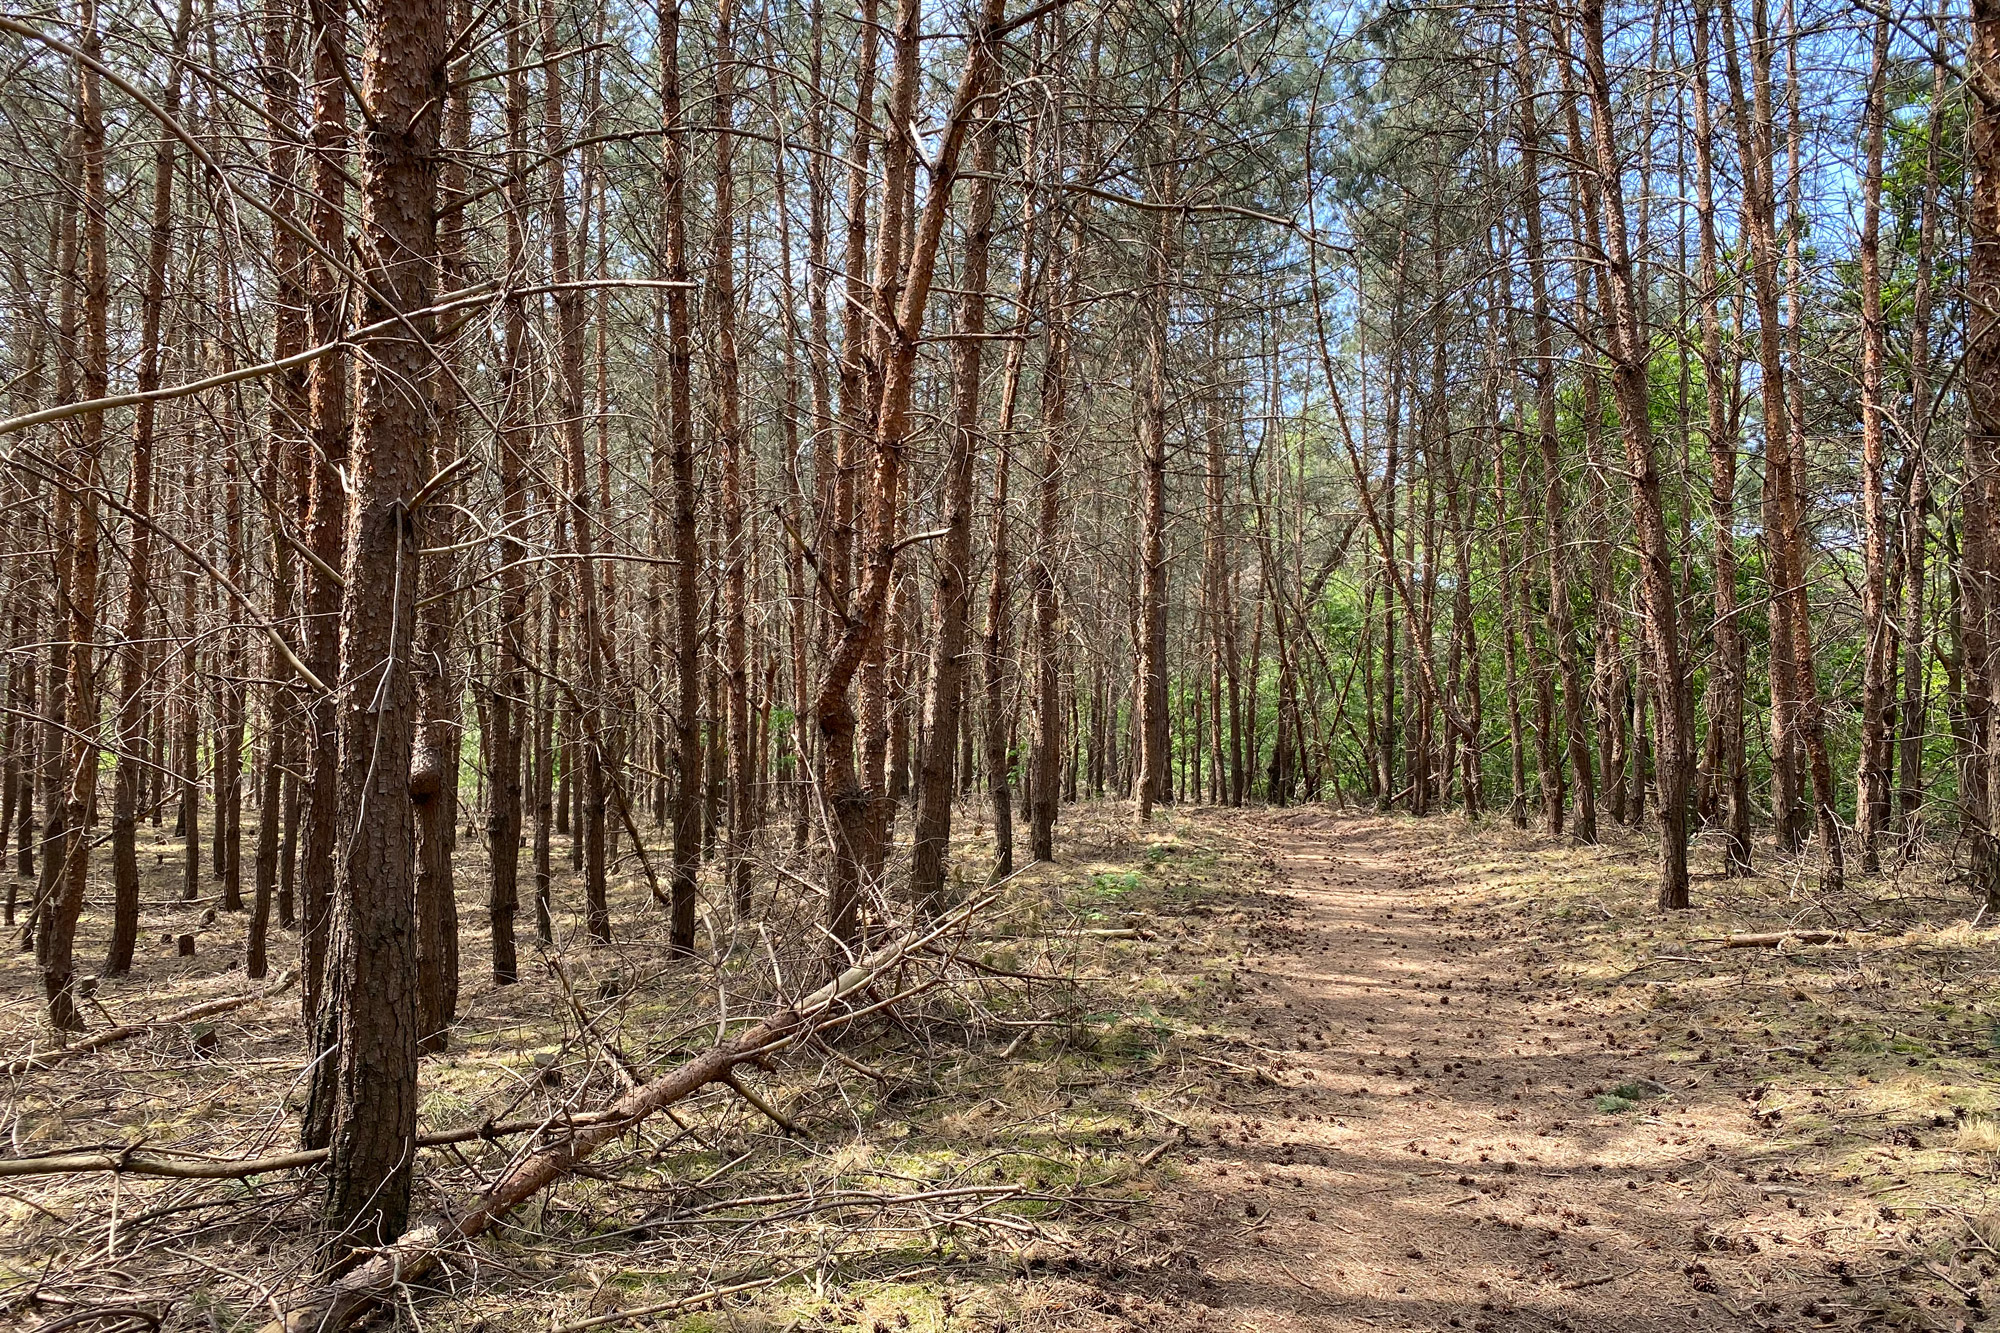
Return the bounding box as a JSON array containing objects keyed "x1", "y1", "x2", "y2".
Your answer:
[
  {"x1": 259, "y1": 899, "x2": 988, "y2": 1333},
  {"x1": 550, "y1": 1266, "x2": 812, "y2": 1333},
  {"x1": 0, "y1": 1108, "x2": 627, "y2": 1180},
  {"x1": 2, "y1": 970, "x2": 295, "y2": 1077},
  {"x1": 1709, "y1": 931, "x2": 1843, "y2": 948}
]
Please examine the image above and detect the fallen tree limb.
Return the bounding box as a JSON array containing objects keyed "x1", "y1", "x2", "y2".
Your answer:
[
  {"x1": 261, "y1": 899, "x2": 988, "y2": 1333},
  {"x1": 552, "y1": 1265, "x2": 813, "y2": 1333},
  {"x1": 0, "y1": 1108, "x2": 629, "y2": 1180},
  {"x1": 1709, "y1": 931, "x2": 1842, "y2": 949},
  {"x1": 971, "y1": 927, "x2": 1152, "y2": 941},
  {"x1": 2, "y1": 969, "x2": 296, "y2": 1077}
]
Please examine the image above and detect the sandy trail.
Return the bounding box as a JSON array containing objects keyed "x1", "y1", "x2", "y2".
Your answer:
[{"x1": 1138, "y1": 808, "x2": 1870, "y2": 1333}]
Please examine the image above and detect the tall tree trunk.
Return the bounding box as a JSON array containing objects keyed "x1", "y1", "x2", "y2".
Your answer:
[
  {"x1": 298, "y1": 0, "x2": 349, "y2": 1041},
  {"x1": 105, "y1": 0, "x2": 192, "y2": 976},
  {"x1": 1514, "y1": 4, "x2": 1594, "y2": 841},
  {"x1": 1134, "y1": 216, "x2": 1173, "y2": 821},
  {"x1": 1029, "y1": 218, "x2": 1075, "y2": 863},
  {"x1": 1579, "y1": 0, "x2": 1690, "y2": 910},
  {"x1": 248, "y1": 0, "x2": 306, "y2": 984},
  {"x1": 40, "y1": 0, "x2": 107, "y2": 1032},
  {"x1": 658, "y1": 0, "x2": 701, "y2": 954},
  {"x1": 714, "y1": 0, "x2": 753, "y2": 918},
  {"x1": 817, "y1": 0, "x2": 1002, "y2": 960},
  {"x1": 414, "y1": 21, "x2": 470, "y2": 1048},
  {"x1": 1855, "y1": 12, "x2": 1893, "y2": 872},
  {"x1": 1898, "y1": 48, "x2": 1945, "y2": 847},
  {"x1": 1722, "y1": 0, "x2": 1841, "y2": 887},
  {"x1": 1972, "y1": 0, "x2": 2000, "y2": 905},
  {"x1": 543, "y1": 0, "x2": 609, "y2": 943},
  {"x1": 911, "y1": 97, "x2": 1002, "y2": 909},
  {"x1": 316, "y1": 0, "x2": 446, "y2": 1243},
  {"x1": 486, "y1": 0, "x2": 532, "y2": 984},
  {"x1": 1691, "y1": 0, "x2": 1751, "y2": 875}
]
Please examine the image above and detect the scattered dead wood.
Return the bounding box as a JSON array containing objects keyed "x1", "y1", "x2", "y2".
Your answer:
[
  {"x1": 2, "y1": 969, "x2": 295, "y2": 1077},
  {"x1": 259, "y1": 902, "x2": 984, "y2": 1333}
]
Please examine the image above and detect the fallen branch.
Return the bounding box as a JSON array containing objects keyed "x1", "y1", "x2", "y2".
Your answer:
[
  {"x1": 3, "y1": 970, "x2": 295, "y2": 1077},
  {"x1": 971, "y1": 927, "x2": 1152, "y2": 941},
  {"x1": 0, "y1": 1108, "x2": 629, "y2": 1180},
  {"x1": 552, "y1": 1266, "x2": 812, "y2": 1333},
  {"x1": 261, "y1": 899, "x2": 988, "y2": 1333},
  {"x1": 1558, "y1": 1266, "x2": 1638, "y2": 1291},
  {"x1": 1710, "y1": 931, "x2": 1842, "y2": 949},
  {"x1": 720, "y1": 1071, "x2": 805, "y2": 1137}
]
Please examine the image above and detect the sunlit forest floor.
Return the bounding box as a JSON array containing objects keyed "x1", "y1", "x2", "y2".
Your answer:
[{"x1": 4, "y1": 800, "x2": 2000, "y2": 1332}]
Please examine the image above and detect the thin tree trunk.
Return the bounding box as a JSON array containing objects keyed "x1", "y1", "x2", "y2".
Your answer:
[
  {"x1": 105, "y1": 0, "x2": 192, "y2": 976},
  {"x1": 1579, "y1": 0, "x2": 1691, "y2": 911},
  {"x1": 1972, "y1": 0, "x2": 2000, "y2": 904},
  {"x1": 1898, "y1": 48, "x2": 1945, "y2": 847},
  {"x1": 1029, "y1": 218, "x2": 1075, "y2": 863},
  {"x1": 1515, "y1": 4, "x2": 1594, "y2": 841},
  {"x1": 1134, "y1": 213, "x2": 1173, "y2": 821},
  {"x1": 713, "y1": 0, "x2": 753, "y2": 918},
  {"x1": 542, "y1": 1, "x2": 609, "y2": 943},
  {"x1": 658, "y1": 0, "x2": 701, "y2": 954},
  {"x1": 911, "y1": 95, "x2": 1002, "y2": 909},
  {"x1": 40, "y1": 0, "x2": 107, "y2": 1032},
  {"x1": 485, "y1": 0, "x2": 532, "y2": 984},
  {"x1": 1855, "y1": 11, "x2": 1893, "y2": 872},
  {"x1": 414, "y1": 24, "x2": 470, "y2": 1048},
  {"x1": 1691, "y1": 0, "x2": 1751, "y2": 875},
  {"x1": 298, "y1": 0, "x2": 348, "y2": 1041}
]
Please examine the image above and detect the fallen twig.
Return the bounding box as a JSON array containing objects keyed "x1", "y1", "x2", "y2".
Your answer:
[
  {"x1": 1558, "y1": 1267, "x2": 1638, "y2": 1291},
  {"x1": 551, "y1": 1267, "x2": 811, "y2": 1333},
  {"x1": 0, "y1": 1109, "x2": 627, "y2": 1180},
  {"x1": 3, "y1": 970, "x2": 295, "y2": 1077},
  {"x1": 1701, "y1": 931, "x2": 1842, "y2": 949}
]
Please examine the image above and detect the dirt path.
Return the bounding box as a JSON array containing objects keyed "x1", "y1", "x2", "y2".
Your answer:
[{"x1": 1136, "y1": 809, "x2": 1908, "y2": 1333}]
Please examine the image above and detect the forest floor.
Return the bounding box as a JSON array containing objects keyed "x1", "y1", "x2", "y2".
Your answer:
[{"x1": 6, "y1": 803, "x2": 2000, "y2": 1333}]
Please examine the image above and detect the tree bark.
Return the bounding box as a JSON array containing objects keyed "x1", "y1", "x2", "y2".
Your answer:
[
  {"x1": 1514, "y1": 3, "x2": 1594, "y2": 841},
  {"x1": 658, "y1": 0, "x2": 702, "y2": 954},
  {"x1": 485, "y1": 0, "x2": 533, "y2": 984},
  {"x1": 40, "y1": 0, "x2": 107, "y2": 1032},
  {"x1": 1691, "y1": 0, "x2": 1752, "y2": 876},
  {"x1": 911, "y1": 98, "x2": 1003, "y2": 910},
  {"x1": 105, "y1": 0, "x2": 193, "y2": 976},
  {"x1": 1579, "y1": 0, "x2": 1691, "y2": 911},
  {"x1": 316, "y1": 0, "x2": 447, "y2": 1242},
  {"x1": 298, "y1": 0, "x2": 349, "y2": 1043},
  {"x1": 1973, "y1": 0, "x2": 2000, "y2": 905},
  {"x1": 1855, "y1": 11, "x2": 1893, "y2": 872}
]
